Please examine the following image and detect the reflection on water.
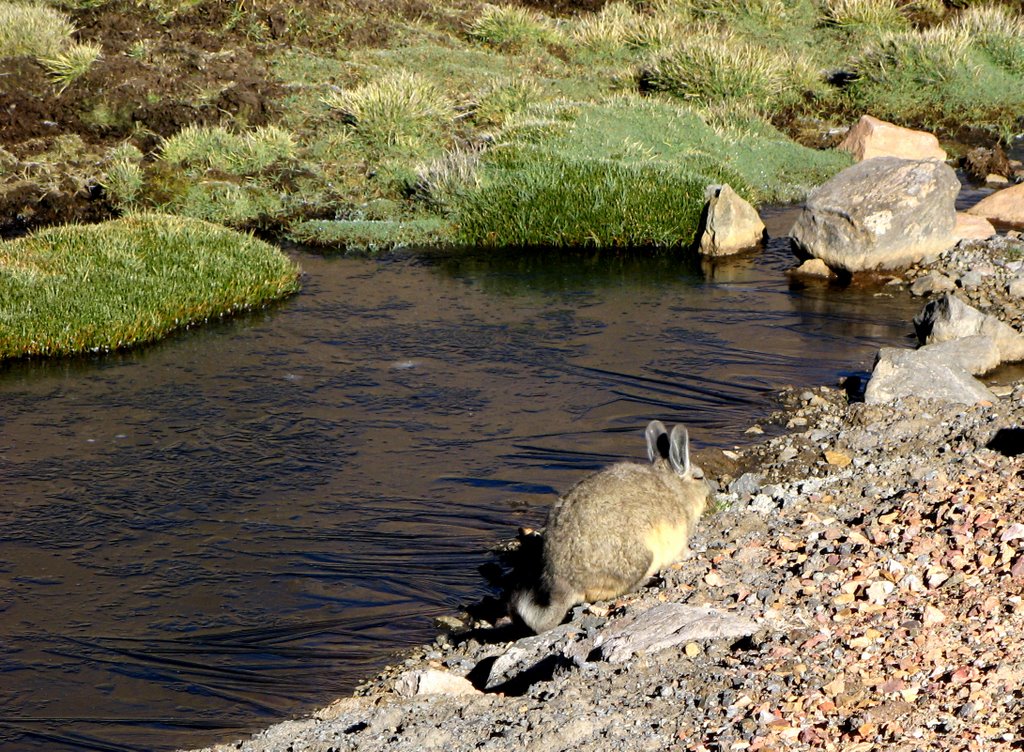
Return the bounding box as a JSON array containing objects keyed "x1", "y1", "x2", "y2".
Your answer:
[{"x1": 0, "y1": 226, "x2": 923, "y2": 751}]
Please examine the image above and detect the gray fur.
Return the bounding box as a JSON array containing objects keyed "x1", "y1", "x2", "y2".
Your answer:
[{"x1": 511, "y1": 420, "x2": 709, "y2": 634}]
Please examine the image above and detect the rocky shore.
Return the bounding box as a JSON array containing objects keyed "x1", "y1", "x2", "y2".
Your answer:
[{"x1": 187, "y1": 232, "x2": 1024, "y2": 752}]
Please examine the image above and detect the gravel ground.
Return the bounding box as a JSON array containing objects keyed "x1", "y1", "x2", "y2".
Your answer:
[{"x1": 188, "y1": 236, "x2": 1024, "y2": 752}]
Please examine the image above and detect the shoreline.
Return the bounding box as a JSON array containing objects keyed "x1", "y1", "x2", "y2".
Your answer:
[{"x1": 186, "y1": 235, "x2": 1024, "y2": 752}]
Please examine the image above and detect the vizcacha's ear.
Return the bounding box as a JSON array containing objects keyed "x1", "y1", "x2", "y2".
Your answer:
[
  {"x1": 669, "y1": 424, "x2": 692, "y2": 477},
  {"x1": 645, "y1": 420, "x2": 669, "y2": 463}
]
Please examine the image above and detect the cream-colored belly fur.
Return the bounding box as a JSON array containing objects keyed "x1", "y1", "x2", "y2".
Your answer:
[{"x1": 643, "y1": 520, "x2": 692, "y2": 577}]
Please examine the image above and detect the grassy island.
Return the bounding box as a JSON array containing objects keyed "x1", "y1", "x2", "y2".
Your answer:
[{"x1": 0, "y1": 213, "x2": 301, "y2": 358}]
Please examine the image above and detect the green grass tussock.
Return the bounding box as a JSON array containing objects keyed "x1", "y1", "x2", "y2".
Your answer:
[
  {"x1": 848, "y1": 18, "x2": 1024, "y2": 134},
  {"x1": 151, "y1": 124, "x2": 302, "y2": 228},
  {"x1": 102, "y1": 155, "x2": 145, "y2": 208},
  {"x1": 455, "y1": 151, "x2": 712, "y2": 248},
  {"x1": 321, "y1": 69, "x2": 453, "y2": 153},
  {"x1": 0, "y1": 213, "x2": 301, "y2": 359},
  {"x1": 160, "y1": 124, "x2": 298, "y2": 175},
  {"x1": 39, "y1": 41, "x2": 102, "y2": 92}
]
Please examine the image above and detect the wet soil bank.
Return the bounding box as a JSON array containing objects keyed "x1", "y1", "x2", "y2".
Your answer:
[{"x1": 187, "y1": 236, "x2": 1024, "y2": 751}]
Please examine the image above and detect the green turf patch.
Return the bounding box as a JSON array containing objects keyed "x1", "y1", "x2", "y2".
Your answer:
[
  {"x1": 0, "y1": 213, "x2": 301, "y2": 359},
  {"x1": 452, "y1": 97, "x2": 849, "y2": 249},
  {"x1": 288, "y1": 217, "x2": 453, "y2": 253}
]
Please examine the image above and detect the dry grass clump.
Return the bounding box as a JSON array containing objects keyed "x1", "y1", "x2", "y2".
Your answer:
[
  {"x1": 38, "y1": 42, "x2": 102, "y2": 92},
  {"x1": 0, "y1": 1, "x2": 75, "y2": 58},
  {"x1": 641, "y1": 31, "x2": 816, "y2": 111},
  {"x1": 820, "y1": 0, "x2": 910, "y2": 32},
  {"x1": 949, "y1": 2, "x2": 1024, "y2": 36},
  {"x1": 467, "y1": 3, "x2": 562, "y2": 50},
  {"x1": 321, "y1": 70, "x2": 452, "y2": 149}
]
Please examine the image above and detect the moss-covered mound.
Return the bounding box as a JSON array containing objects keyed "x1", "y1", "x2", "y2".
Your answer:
[{"x1": 0, "y1": 213, "x2": 301, "y2": 359}]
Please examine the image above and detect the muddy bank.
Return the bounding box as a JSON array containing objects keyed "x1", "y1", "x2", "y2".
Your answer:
[{"x1": 186, "y1": 237, "x2": 1024, "y2": 752}]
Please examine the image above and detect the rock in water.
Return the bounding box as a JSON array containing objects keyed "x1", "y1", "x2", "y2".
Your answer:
[
  {"x1": 788, "y1": 258, "x2": 836, "y2": 278},
  {"x1": 790, "y1": 158, "x2": 958, "y2": 273},
  {"x1": 698, "y1": 184, "x2": 765, "y2": 256},
  {"x1": 838, "y1": 115, "x2": 947, "y2": 162}
]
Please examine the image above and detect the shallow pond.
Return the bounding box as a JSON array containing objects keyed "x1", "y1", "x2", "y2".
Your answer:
[{"x1": 0, "y1": 213, "x2": 935, "y2": 751}]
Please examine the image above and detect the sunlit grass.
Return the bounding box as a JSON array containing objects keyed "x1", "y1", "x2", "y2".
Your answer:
[
  {"x1": 640, "y1": 31, "x2": 820, "y2": 111},
  {"x1": 102, "y1": 155, "x2": 145, "y2": 208},
  {"x1": 472, "y1": 78, "x2": 541, "y2": 127},
  {"x1": 0, "y1": 1, "x2": 75, "y2": 58},
  {"x1": 847, "y1": 21, "x2": 1024, "y2": 134},
  {"x1": 820, "y1": 0, "x2": 909, "y2": 33},
  {"x1": 455, "y1": 151, "x2": 713, "y2": 248},
  {"x1": 452, "y1": 96, "x2": 847, "y2": 248},
  {"x1": 467, "y1": 4, "x2": 562, "y2": 51},
  {"x1": 160, "y1": 124, "x2": 298, "y2": 175},
  {"x1": 0, "y1": 213, "x2": 301, "y2": 359},
  {"x1": 952, "y1": 2, "x2": 1024, "y2": 75},
  {"x1": 855, "y1": 26, "x2": 972, "y2": 87},
  {"x1": 572, "y1": 1, "x2": 643, "y2": 52},
  {"x1": 10, "y1": 0, "x2": 1024, "y2": 258},
  {"x1": 39, "y1": 41, "x2": 102, "y2": 92},
  {"x1": 414, "y1": 146, "x2": 483, "y2": 211},
  {"x1": 320, "y1": 69, "x2": 452, "y2": 151}
]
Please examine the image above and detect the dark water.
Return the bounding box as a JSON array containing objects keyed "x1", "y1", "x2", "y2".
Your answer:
[{"x1": 0, "y1": 214, "x2": 928, "y2": 751}]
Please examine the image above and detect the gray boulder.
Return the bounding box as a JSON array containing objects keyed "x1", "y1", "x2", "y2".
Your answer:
[
  {"x1": 864, "y1": 345, "x2": 997, "y2": 405},
  {"x1": 597, "y1": 603, "x2": 759, "y2": 664},
  {"x1": 790, "y1": 157, "x2": 958, "y2": 273},
  {"x1": 394, "y1": 668, "x2": 480, "y2": 697},
  {"x1": 914, "y1": 293, "x2": 1024, "y2": 362},
  {"x1": 698, "y1": 184, "x2": 765, "y2": 256},
  {"x1": 909, "y1": 271, "x2": 956, "y2": 297},
  {"x1": 920, "y1": 335, "x2": 1001, "y2": 376},
  {"x1": 484, "y1": 622, "x2": 582, "y2": 690}
]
